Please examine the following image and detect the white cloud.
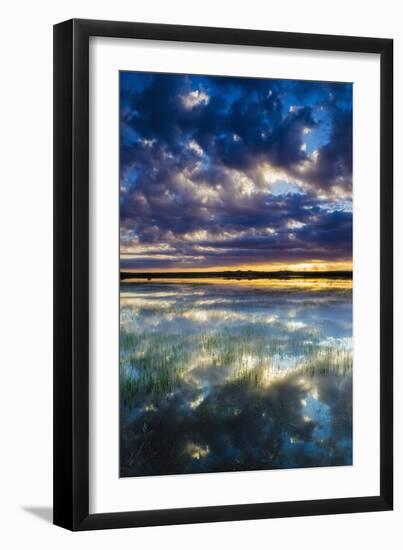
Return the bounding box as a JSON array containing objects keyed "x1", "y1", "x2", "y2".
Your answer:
[
  {"x1": 310, "y1": 149, "x2": 319, "y2": 163},
  {"x1": 141, "y1": 138, "x2": 156, "y2": 147},
  {"x1": 188, "y1": 140, "x2": 204, "y2": 156},
  {"x1": 287, "y1": 219, "x2": 306, "y2": 230},
  {"x1": 181, "y1": 89, "x2": 209, "y2": 109}
]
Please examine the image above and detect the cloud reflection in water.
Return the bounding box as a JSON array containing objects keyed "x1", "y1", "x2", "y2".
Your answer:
[{"x1": 120, "y1": 279, "x2": 352, "y2": 477}]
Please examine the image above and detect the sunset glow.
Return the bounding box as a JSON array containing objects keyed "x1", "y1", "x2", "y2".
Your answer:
[{"x1": 120, "y1": 260, "x2": 352, "y2": 273}]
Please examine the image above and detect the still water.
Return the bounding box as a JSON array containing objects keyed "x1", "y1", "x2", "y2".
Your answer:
[{"x1": 120, "y1": 278, "x2": 352, "y2": 477}]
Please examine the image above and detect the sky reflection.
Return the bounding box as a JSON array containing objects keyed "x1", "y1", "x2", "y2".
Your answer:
[{"x1": 120, "y1": 281, "x2": 352, "y2": 476}]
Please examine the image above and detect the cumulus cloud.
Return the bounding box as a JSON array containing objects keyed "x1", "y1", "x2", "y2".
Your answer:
[{"x1": 119, "y1": 72, "x2": 352, "y2": 270}]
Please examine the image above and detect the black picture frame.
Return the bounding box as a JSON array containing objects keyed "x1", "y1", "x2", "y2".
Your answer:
[{"x1": 53, "y1": 18, "x2": 393, "y2": 531}]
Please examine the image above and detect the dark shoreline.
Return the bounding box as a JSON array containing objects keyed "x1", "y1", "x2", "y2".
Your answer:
[{"x1": 120, "y1": 270, "x2": 352, "y2": 282}]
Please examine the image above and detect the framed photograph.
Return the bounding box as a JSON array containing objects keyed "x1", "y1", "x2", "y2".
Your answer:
[{"x1": 53, "y1": 19, "x2": 393, "y2": 530}]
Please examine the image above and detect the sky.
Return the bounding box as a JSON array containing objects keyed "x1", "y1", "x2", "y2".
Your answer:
[{"x1": 120, "y1": 72, "x2": 352, "y2": 272}]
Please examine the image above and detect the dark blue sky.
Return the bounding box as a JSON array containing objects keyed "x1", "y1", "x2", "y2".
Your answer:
[{"x1": 120, "y1": 72, "x2": 352, "y2": 271}]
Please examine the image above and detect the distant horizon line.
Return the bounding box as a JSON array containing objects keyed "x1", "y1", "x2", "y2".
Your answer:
[{"x1": 120, "y1": 269, "x2": 353, "y2": 281}]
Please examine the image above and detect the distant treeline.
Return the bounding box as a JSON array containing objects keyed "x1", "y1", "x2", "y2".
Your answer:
[{"x1": 120, "y1": 270, "x2": 353, "y2": 281}]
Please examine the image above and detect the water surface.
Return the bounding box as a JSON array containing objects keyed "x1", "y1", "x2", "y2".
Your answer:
[{"x1": 120, "y1": 278, "x2": 352, "y2": 477}]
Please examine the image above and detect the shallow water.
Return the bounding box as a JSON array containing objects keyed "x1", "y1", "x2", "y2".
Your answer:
[{"x1": 120, "y1": 279, "x2": 352, "y2": 477}]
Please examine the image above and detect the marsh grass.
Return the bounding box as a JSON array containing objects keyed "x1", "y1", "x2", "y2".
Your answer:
[
  {"x1": 120, "y1": 325, "x2": 352, "y2": 402},
  {"x1": 120, "y1": 332, "x2": 194, "y2": 399}
]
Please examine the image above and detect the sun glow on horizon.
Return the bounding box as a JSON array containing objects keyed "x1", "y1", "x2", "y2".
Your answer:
[{"x1": 120, "y1": 259, "x2": 352, "y2": 273}]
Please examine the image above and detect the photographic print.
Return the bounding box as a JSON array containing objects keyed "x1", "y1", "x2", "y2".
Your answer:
[{"x1": 119, "y1": 71, "x2": 353, "y2": 478}]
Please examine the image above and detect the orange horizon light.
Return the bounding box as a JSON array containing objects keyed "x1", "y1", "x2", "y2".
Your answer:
[{"x1": 119, "y1": 260, "x2": 353, "y2": 273}]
